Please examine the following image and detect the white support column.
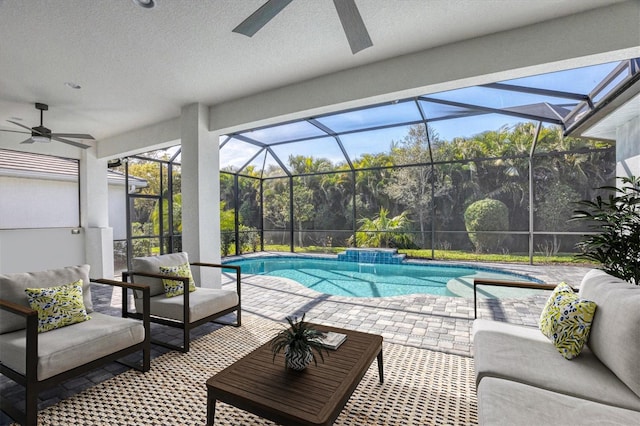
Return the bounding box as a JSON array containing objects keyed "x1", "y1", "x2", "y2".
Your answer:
[
  {"x1": 181, "y1": 103, "x2": 221, "y2": 288},
  {"x1": 81, "y1": 147, "x2": 114, "y2": 279}
]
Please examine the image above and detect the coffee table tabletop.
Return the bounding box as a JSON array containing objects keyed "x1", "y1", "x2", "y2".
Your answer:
[{"x1": 206, "y1": 324, "x2": 383, "y2": 426}]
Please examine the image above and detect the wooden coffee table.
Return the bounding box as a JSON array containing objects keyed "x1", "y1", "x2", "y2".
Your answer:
[{"x1": 206, "y1": 324, "x2": 383, "y2": 425}]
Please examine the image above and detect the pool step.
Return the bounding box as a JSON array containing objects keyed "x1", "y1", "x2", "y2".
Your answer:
[{"x1": 337, "y1": 248, "x2": 406, "y2": 264}]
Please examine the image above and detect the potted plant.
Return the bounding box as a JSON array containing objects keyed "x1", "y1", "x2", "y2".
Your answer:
[
  {"x1": 270, "y1": 314, "x2": 326, "y2": 370},
  {"x1": 572, "y1": 175, "x2": 640, "y2": 285}
]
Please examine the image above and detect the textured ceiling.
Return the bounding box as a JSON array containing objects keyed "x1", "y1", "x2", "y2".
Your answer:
[{"x1": 0, "y1": 0, "x2": 628, "y2": 144}]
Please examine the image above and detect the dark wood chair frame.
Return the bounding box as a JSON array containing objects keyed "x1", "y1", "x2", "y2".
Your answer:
[
  {"x1": 0, "y1": 278, "x2": 151, "y2": 426},
  {"x1": 473, "y1": 278, "x2": 577, "y2": 319},
  {"x1": 121, "y1": 262, "x2": 241, "y2": 353}
]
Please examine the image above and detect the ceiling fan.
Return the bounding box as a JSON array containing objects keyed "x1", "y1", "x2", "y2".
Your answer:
[
  {"x1": 2, "y1": 103, "x2": 94, "y2": 149},
  {"x1": 233, "y1": 0, "x2": 373, "y2": 54}
]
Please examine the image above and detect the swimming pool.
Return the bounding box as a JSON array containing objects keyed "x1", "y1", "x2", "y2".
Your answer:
[{"x1": 225, "y1": 256, "x2": 542, "y2": 298}]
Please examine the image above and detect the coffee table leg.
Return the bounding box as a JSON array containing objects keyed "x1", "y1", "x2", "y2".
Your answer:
[
  {"x1": 377, "y1": 349, "x2": 384, "y2": 383},
  {"x1": 206, "y1": 395, "x2": 216, "y2": 426}
]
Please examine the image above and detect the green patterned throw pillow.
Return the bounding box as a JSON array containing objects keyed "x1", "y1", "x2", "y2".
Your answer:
[
  {"x1": 25, "y1": 280, "x2": 91, "y2": 333},
  {"x1": 539, "y1": 282, "x2": 597, "y2": 360},
  {"x1": 159, "y1": 262, "x2": 197, "y2": 297}
]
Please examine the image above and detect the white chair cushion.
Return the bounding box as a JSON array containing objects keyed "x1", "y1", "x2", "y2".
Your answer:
[
  {"x1": 478, "y1": 377, "x2": 640, "y2": 425},
  {"x1": 135, "y1": 287, "x2": 238, "y2": 323},
  {"x1": 0, "y1": 312, "x2": 145, "y2": 381}
]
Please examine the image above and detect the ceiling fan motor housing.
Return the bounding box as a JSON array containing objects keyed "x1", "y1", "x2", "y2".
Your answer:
[{"x1": 32, "y1": 125, "x2": 51, "y2": 137}]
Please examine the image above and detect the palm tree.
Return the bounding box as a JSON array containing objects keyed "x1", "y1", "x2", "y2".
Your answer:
[{"x1": 352, "y1": 207, "x2": 414, "y2": 248}]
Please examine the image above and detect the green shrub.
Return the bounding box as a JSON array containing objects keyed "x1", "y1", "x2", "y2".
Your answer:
[
  {"x1": 464, "y1": 199, "x2": 509, "y2": 252},
  {"x1": 572, "y1": 176, "x2": 640, "y2": 285}
]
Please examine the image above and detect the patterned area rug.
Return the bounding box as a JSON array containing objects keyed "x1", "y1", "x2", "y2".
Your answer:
[{"x1": 31, "y1": 315, "x2": 478, "y2": 425}]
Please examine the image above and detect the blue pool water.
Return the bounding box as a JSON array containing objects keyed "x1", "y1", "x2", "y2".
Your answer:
[{"x1": 225, "y1": 256, "x2": 541, "y2": 298}]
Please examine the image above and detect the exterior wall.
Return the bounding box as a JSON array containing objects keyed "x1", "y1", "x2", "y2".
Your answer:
[
  {"x1": 108, "y1": 182, "x2": 127, "y2": 240},
  {"x1": 0, "y1": 228, "x2": 85, "y2": 273},
  {"x1": 616, "y1": 115, "x2": 640, "y2": 178},
  {"x1": 0, "y1": 176, "x2": 79, "y2": 229}
]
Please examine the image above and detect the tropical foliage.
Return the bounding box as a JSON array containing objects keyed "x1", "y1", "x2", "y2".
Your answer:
[
  {"x1": 220, "y1": 121, "x2": 614, "y2": 259},
  {"x1": 350, "y1": 207, "x2": 414, "y2": 248},
  {"x1": 464, "y1": 199, "x2": 509, "y2": 253},
  {"x1": 572, "y1": 176, "x2": 640, "y2": 285}
]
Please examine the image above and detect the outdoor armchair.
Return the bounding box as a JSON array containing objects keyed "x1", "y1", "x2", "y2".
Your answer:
[
  {"x1": 0, "y1": 265, "x2": 151, "y2": 426},
  {"x1": 122, "y1": 252, "x2": 241, "y2": 353}
]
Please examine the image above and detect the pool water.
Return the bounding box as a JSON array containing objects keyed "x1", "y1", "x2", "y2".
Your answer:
[{"x1": 225, "y1": 256, "x2": 541, "y2": 298}]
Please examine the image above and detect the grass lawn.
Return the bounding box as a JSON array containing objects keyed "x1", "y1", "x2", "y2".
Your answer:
[{"x1": 257, "y1": 245, "x2": 593, "y2": 265}]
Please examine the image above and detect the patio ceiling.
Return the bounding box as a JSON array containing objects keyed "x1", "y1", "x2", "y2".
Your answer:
[
  {"x1": 0, "y1": 0, "x2": 635, "y2": 158},
  {"x1": 220, "y1": 58, "x2": 640, "y2": 177}
]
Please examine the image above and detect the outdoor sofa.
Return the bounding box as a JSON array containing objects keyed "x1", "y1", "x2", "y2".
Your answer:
[
  {"x1": 0, "y1": 264, "x2": 150, "y2": 425},
  {"x1": 473, "y1": 269, "x2": 640, "y2": 425}
]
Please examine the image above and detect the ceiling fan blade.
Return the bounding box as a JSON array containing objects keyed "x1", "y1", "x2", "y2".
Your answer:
[
  {"x1": 0, "y1": 128, "x2": 30, "y2": 134},
  {"x1": 19, "y1": 137, "x2": 35, "y2": 144},
  {"x1": 52, "y1": 136, "x2": 91, "y2": 149},
  {"x1": 333, "y1": 0, "x2": 372, "y2": 54},
  {"x1": 233, "y1": 0, "x2": 293, "y2": 37},
  {"x1": 7, "y1": 120, "x2": 34, "y2": 132},
  {"x1": 51, "y1": 132, "x2": 95, "y2": 140}
]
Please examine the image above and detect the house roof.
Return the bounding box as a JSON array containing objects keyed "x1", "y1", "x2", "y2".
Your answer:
[{"x1": 0, "y1": 149, "x2": 147, "y2": 186}]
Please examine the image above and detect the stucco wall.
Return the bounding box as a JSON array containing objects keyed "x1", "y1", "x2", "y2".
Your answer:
[
  {"x1": 0, "y1": 176, "x2": 79, "y2": 229},
  {"x1": 0, "y1": 228, "x2": 85, "y2": 273},
  {"x1": 616, "y1": 115, "x2": 640, "y2": 177}
]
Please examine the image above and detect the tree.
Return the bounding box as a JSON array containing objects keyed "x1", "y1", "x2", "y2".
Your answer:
[
  {"x1": 536, "y1": 182, "x2": 579, "y2": 254},
  {"x1": 385, "y1": 125, "x2": 442, "y2": 247},
  {"x1": 351, "y1": 207, "x2": 414, "y2": 248},
  {"x1": 220, "y1": 201, "x2": 236, "y2": 256},
  {"x1": 464, "y1": 199, "x2": 509, "y2": 253}
]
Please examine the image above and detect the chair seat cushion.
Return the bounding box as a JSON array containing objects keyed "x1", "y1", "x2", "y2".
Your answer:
[
  {"x1": 0, "y1": 312, "x2": 145, "y2": 381},
  {"x1": 477, "y1": 377, "x2": 640, "y2": 426},
  {"x1": 472, "y1": 319, "x2": 640, "y2": 411},
  {"x1": 135, "y1": 288, "x2": 239, "y2": 323}
]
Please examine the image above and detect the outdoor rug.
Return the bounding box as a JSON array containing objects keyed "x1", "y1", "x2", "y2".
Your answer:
[{"x1": 29, "y1": 314, "x2": 478, "y2": 425}]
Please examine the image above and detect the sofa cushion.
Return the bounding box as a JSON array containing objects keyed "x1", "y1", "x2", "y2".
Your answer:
[
  {"x1": 0, "y1": 265, "x2": 93, "y2": 334},
  {"x1": 579, "y1": 269, "x2": 640, "y2": 398},
  {"x1": 0, "y1": 312, "x2": 144, "y2": 381},
  {"x1": 472, "y1": 319, "x2": 640, "y2": 411},
  {"x1": 25, "y1": 280, "x2": 91, "y2": 333},
  {"x1": 159, "y1": 262, "x2": 197, "y2": 297},
  {"x1": 539, "y1": 282, "x2": 596, "y2": 359},
  {"x1": 131, "y1": 252, "x2": 190, "y2": 297},
  {"x1": 477, "y1": 377, "x2": 640, "y2": 426},
  {"x1": 134, "y1": 287, "x2": 238, "y2": 323}
]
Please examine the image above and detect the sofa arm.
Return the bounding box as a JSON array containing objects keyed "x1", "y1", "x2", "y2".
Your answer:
[{"x1": 472, "y1": 279, "x2": 572, "y2": 319}]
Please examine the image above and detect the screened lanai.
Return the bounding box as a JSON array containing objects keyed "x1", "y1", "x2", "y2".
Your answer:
[{"x1": 121, "y1": 58, "x2": 639, "y2": 265}]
